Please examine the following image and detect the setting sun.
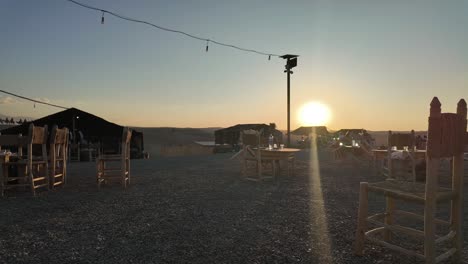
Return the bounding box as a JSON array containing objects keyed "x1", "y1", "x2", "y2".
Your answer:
[{"x1": 298, "y1": 102, "x2": 331, "y2": 126}]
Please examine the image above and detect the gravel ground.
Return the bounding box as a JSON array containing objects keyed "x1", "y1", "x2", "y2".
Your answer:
[{"x1": 0, "y1": 150, "x2": 467, "y2": 263}]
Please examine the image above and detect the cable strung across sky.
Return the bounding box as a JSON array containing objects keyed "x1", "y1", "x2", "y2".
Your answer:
[
  {"x1": 0, "y1": 90, "x2": 69, "y2": 110},
  {"x1": 67, "y1": 0, "x2": 286, "y2": 59}
]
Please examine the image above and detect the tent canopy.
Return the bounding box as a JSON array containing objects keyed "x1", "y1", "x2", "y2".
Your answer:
[{"x1": 1, "y1": 108, "x2": 124, "y2": 141}]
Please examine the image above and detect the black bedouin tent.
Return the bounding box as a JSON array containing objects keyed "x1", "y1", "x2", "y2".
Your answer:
[
  {"x1": 215, "y1": 123, "x2": 283, "y2": 145},
  {"x1": 1, "y1": 108, "x2": 144, "y2": 158}
]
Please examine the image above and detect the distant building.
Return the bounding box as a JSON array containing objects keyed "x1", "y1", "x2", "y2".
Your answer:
[
  {"x1": 290, "y1": 126, "x2": 330, "y2": 148},
  {"x1": 291, "y1": 126, "x2": 329, "y2": 136},
  {"x1": 333, "y1": 128, "x2": 374, "y2": 147},
  {"x1": 215, "y1": 123, "x2": 283, "y2": 146}
]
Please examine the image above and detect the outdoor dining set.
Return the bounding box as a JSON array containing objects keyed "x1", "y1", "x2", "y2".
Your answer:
[
  {"x1": 231, "y1": 129, "x2": 301, "y2": 181},
  {"x1": 0, "y1": 124, "x2": 132, "y2": 196}
]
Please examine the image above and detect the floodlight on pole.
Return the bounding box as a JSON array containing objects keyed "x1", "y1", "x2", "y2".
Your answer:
[{"x1": 280, "y1": 54, "x2": 298, "y2": 147}]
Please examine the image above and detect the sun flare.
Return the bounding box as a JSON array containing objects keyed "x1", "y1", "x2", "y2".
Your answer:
[{"x1": 298, "y1": 102, "x2": 331, "y2": 126}]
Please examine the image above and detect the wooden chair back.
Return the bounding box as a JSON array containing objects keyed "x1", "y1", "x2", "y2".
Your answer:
[
  {"x1": 241, "y1": 129, "x2": 262, "y2": 158},
  {"x1": 388, "y1": 130, "x2": 415, "y2": 150},
  {"x1": 11, "y1": 124, "x2": 48, "y2": 196},
  {"x1": 26, "y1": 124, "x2": 48, "y2": 165},
  {"x1": 242, "y1": 130, "x2": 260, "y2": 146},
  {"x1": 427, "y1": 98, "x2": 467, "y2": 158},
  {"x1": 50, "y1": 125, "x2": 69, "y2": 187},
  {"x1": 425, "y1": 97, "x2": 466, "y2": 192},
  {"x1": 385, "y1": 130, "x2": 417, "y2": 181},
  {"x1": 121, "y1": 127, "x2": 132, "y2": 160}
]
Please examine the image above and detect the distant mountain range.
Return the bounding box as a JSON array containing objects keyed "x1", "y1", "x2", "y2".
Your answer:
[{"x1": 0, "y1": 113, "x2": 34, "y2": 121}]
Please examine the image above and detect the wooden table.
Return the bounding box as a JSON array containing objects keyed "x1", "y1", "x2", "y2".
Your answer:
[
  {"x1": 260, "y1": 148, "x2": 301, "y2": 176},
  {"x1": 372, "y1": 149, "x2": 426, "y2": 160}
]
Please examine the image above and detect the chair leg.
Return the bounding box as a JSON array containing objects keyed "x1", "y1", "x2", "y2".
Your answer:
[
  {"x1": 127, "y1": 160, "x2": 131, "y2": 185},
  {"x1": 242, "y1": 159, "x2": 246, "y2": 178},
  {"x1": 384, "y1": 196, "x2": 395, "y2": 241},
  {"x1": 257, "y1": 160, "x2": 262, "y2": 180},
  {"x1": 122, "y1": 169, "x2": 126, "y2": 189},
  {"x1": 291, "y1": 158, "x2": 295, "y2": 176},
  {"x1": 424, "y1": 210, "x2": 436, "y2": 264},
  {"x1": 424, "y1": 158, "x2": 439, "y2": 264},
  {"x1": 97, "y1": 160, "x2": 102, "y2": 190},
  {"x1": 271, "y1": 161, "x2": 276, "y2": 179},
  {"x1": 44, "y1": 165, "x2": 50, "y2": 191},
  {"x1": 1, "y1": 165, "x2": 5, "y2": 197},
  {"x1": 30, "y1": 172, "x2": 36, "y2": 197},
  {"x1": 451, "y1": 154, "x2": 464, "y2": 262},
  {"x1": 355, "y1": 182, "x2": 369, "y2": 255}
]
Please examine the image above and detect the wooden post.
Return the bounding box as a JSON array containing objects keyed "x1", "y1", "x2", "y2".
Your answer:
[
  {"x1": 424, "y1": 157, "x2": 439, "y2": 264},
  {"x1": 355, "y1": 182, "x2": 369, "y2": 255},
  {"x1": 387, "y1": 131, "x2": 393, "y2": 179},
  {"x1": 28, "y1": 125, "x2": 35, "y2": 196},
  {"x1": 410, "y1": 130, "x2": 416, "y2": 182},
  {"x1": 451, "y1": 99, "x2": 466, "y2": 262},
  {"x1": 257, "y1": 148, "x2": 262, "y2": 180},
  {"x1": 18, "y1": 134, "x2": 23, "y2": 157},
  {"x1": 384, "y1": 196, "x2": 395, "y2": 241},
  {"x1": 424, "y1": 97, "x2": 442, "y2": 264},
  {"x1": 50, "y1": 132, "x2": 56, "y2": 188},
  {"x1": 451, "y1": 154, "x2": 464, "y2": 262}
]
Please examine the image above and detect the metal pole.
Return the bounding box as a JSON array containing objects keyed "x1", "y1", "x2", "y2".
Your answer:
[
  {"x1": 287, "y1": 65, "x2": 291, "y2": 147},
  {"x1": 280, "y1": 54, "x2": 298, "y2": 148},
  {"x1": 72, "y1": 116, "x2": 76, "y2": 144}
]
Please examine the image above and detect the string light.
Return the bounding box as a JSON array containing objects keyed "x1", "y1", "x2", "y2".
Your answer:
[
  {"x1": 66, "y1": 0, "x2": 288, "y2": 60},
  {"x1": 0, "y1": 90, "x2": 69, "y2": 110}
]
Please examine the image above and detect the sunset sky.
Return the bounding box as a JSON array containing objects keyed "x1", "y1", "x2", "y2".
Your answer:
[{"x1": 1, "y1": 0, "x2": 467, "y2": 131}]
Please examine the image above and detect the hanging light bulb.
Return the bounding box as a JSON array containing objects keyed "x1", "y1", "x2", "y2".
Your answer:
[
  {"x1": 205, "y1": 40, "x2": 209, "y2": 52},
  {"x1": 101, "y1": 11, "x2": 105, "y2": 24},
  {"x1": 268, "y1": 55, "x2": 271, "y2": 60}
]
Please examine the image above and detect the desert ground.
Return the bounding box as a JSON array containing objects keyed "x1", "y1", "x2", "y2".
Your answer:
[{"x1": 1, "y1": 147, "x2": 467, "y2": 264}]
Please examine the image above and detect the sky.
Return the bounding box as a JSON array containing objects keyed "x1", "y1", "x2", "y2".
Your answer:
[{"x1": 1, "y1": 0, "x2": 467, "y2": 131}]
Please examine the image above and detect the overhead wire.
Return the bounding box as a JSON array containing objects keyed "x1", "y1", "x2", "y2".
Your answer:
[
  {"x1": 0, "y1": 90, "x2": 69, "y2": 110},
  {"x1": 66, "y1": 0, "x2": 283, "y2": 58}
]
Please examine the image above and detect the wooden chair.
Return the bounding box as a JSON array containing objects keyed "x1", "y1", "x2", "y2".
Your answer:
[
  {"x1": 96, "y1": 127, "x2": 132, "y2": 189},
  {"x1": 381, "y1": 130, "x2": 417, "y2": 182},
  {"x1": 240, "y1": 129, "x2": 276, "y2": 181},
  {"x1": 3, "y1": 124, "x2": 49, "y2": 196},
  {"x1": 0, "y1": 133, "x2": 24, "y2": 197},
  {"x1": 49, "y1": 125, "x2": 69, "y2": 188},
  {"x1": 355, "y1": 97, "x2": 467, "y2": 263}
]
